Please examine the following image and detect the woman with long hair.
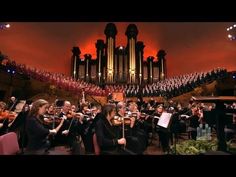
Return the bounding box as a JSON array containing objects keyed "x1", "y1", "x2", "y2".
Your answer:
[
  {"x1": 25, "y1": 99, "x2": 64, "y2": 154},
  {"x1": 95, "y1": 104, "x2": 127, "y2": 154}
]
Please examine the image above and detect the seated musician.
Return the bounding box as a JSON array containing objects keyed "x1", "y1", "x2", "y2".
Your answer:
[
  {"x1": 82, "y1": 103, "x2": 102, "y2": 154},
  {"x1": 78, "y1": 103, "x2": 92, "y2": 135},
  {"x1": 43, "y1": 104, "x2": 55, "y2": 125},
  {"x1": 46, "y1": 104, "x2": 55, "y2": 115},
  {"x1": 56, "y1": 100, "x2": 81, "y2": 152},
  {"x1": 7, "y1": 96, "x2": 17, "y2": 110},
  {"x1": 154, "y1": 104, "x2": 171, "y2": 154},
  {"x1": 95, "y1": 104, "x2": 129, "y2": 155},
  {"x1": 188, "y1": 104, "x2": 201, "y2": 140},
  {"x1": 116, "y1": 102, "x2": 147, "y2": 154},
  {"x1": 127, "y1": 101, "x2": 150, "y2": 141},
  {"x1": 168, "y1": 107, "x2": 181, "y2": 145},
  {"x1": 0, "y1": 101, "x2": 7, "y2": 134},
  {"x1": 25, "y1": 99, "x2": 65, "y2": 154},
  {"x1": 71, "y1": 104, "x2": 77, "y2": 113},
  {"x1": 91, "y1": 104, "x2": 102, "y2": 119},
  {"x1": 0, "y1": 101, "x2": 17, "y2": 135}
]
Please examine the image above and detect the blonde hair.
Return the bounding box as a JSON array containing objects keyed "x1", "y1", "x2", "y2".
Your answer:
[{"x1": 0, "y1": 101, "x2": 7, "y2": 110}]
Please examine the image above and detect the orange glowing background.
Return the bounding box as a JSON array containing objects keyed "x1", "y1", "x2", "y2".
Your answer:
[{"x1": 0, "y1": 22, "x2": 235, "y2": 78}]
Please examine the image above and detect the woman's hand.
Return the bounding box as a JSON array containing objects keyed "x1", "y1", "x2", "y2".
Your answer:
[{"x1": 118, "y1": 138, "x2": 126, "y2": 145}]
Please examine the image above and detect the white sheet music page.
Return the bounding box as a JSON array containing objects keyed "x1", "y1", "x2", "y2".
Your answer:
[{"x1": 157, "y1": 112, "x2": 172, "y2": 128}]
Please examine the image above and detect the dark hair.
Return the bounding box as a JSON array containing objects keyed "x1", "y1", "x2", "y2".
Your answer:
[
  {"x1": 116, "y1": 102, "x2": 125, "y2": 112},
  {"x1": 102, "y1": 104, "x2": 116, "y2": 118}
]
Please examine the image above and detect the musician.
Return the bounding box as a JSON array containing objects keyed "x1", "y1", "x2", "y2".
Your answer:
[
  {"x1": 149, "y1": 98, "x2": 156, "y2": 108},
  {"x1": 45, "y1": 104, "x2": 55, "y2": 115},
  {"x1": 169, "y1": 107, "x2": 181, "y2": 145},
  {"x1": 71, "y1": 104, "x2": 77, "y2": 113},
  {"x1": 0, "y1": 101, "x2": 8, "y2": 135},
  {"x1": 187, "y1": 104, "x2": 201, "y2": 140},
  {"x1": 25, "y1": 99, "x2": 64, "y2": 154},
  {"x1": 82, "y1": 103, "x2": 102, "y2": 154},
  {"x1": 91, "y1": 104, "x2": 102, "y2": 118},
  {"x1": 154, "y1": 104, "x2": 170, "y2": 154},
  {"x1": 107, "y1": 92, "x2": 113, "y2": 103},
  {"x1": 77, "y1": 103, "x2": 95, "y2": 153},
  {"x1": 43, "y1": 104, "x2": 55, "y2": 126},
  {"x1": 116, "y1": 102, "x2": 147, "y2": 154},
  {"x1": 95, "y1": 104, "x2": 130, "y2": 154},
  {"x1": 56, "y1": 100, "x2": 81, "y2": 152},
  {"x1": 7, "y1": 96, "x2": 17, "y2": 110},
  {"x1": 0, "y1": 101, "x2": 18, "y2": 135}
]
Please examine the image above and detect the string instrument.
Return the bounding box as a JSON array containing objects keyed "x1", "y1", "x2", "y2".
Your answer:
[
  {"x1": 111, "y1": 116, "x2": 132, "y2": 126},
  {"x1": 43, "y1": 115, "x2": 62, "y2": 127},
  {"x1": 139, "y1": 112, "x2": 160, "y2": 120},
  {"x1": 66, "y1": 110, "x2": 85, "y2": 120},
  {"x1": 192, "y1": 107, "x2": 202, "y2": 117},
  {"x1": 0, "y1": 110, "x2": 17, "y2": 121}
]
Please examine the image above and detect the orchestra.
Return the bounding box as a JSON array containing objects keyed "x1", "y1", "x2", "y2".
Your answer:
[
  {"x1": 0, "y1": 23, "x2": 235, "y2": 156},
  {"x1": 0, "y1": 93, "x2": 236, "y2": 155}
]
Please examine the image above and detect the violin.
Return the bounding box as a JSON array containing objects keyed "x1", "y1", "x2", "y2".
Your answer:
[
  {"x1": 66, "y1": 110, "x2": 83, "y2": 119},
  {"x1": 43, "y1": 115, "x2": 62, "y2": 125},
  {"x1": 111, "y1": 116, "x2": 131, "y2": 126},
  {"x1": 0, "y1": 110, "x2": 17, "y2": 121},
  {"x1": 66, "y1": 110, "x2": 74, "y2": 119}
]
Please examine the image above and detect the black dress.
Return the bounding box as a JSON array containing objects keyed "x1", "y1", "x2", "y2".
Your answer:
[
  {"x1": 95, "y1": 115, "x2": 120, "y2": 154},
  {"x1": 25, "y1": 116, "x2": 50, "y2": 153}
]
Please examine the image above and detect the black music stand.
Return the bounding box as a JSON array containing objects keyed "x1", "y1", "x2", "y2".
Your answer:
[{"x1": 8, "y1": 101, "x2": 28, "y2": 154}]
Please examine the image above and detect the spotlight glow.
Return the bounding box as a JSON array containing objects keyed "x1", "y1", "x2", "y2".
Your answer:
[
  {"x1": 5, "y1": 24, "x2": 10, "y2": 28},
  {"x1": 227, "y1": 24, "x2": 236, "y2": 41}
]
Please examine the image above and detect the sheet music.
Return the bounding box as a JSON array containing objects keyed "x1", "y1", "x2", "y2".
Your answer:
[
  {"x1": 157, "y1": 112, "x2": 172, "y2": 128},
  {"x1": 14, "y1": 100, "x2": 26, "y2": 113}
]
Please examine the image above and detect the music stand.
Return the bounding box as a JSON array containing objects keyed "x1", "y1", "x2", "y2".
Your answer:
[
  {"x1": 8, "y1": 100, "x2": 27, "y2": 130},
  {"x1": 8, "y1": 100, "x2": 27, "y2": 154}
]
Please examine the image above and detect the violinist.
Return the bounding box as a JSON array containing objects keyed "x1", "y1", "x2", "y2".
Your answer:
[
  {"x1": 43, "y1": 104, "x2": 57, "y2": 127},
  {"x1": 85, "y1": 104, "x2": 103, "y2": 153},
  {"x1": 7, "y1": 96, "x2": 17, "y2": 110},
  {"x1": 187, "y1": 104, "x2": 201, "y2": 140},
  {"x1": 154, "y1": 104, "x2": 171, "y2": 154},
  {"x1": 116, "y1": 102, "x2": 147, "y2": 154},
  {"x1": 57, "y1": 100, "x2": 81, "y2": 153},
  {"x1": 25, "y1": 99, "x2": 65, "y2": 154},
  {"x1": 95, "y1": 104, "x2": 128, "y2": 154},
  {"x1": 0, "y1": 101, "x2": 17, "y2": 135},
  {"x1": 0, "y1": 101, "x2": 7, "y2": 118},
  {"x1": 46, "y1": 104, "x2": 55, "y2": 115},
  {"x1": 76, "y1": 103, "x2": 95, "y2": 153},
  {"x1": 0, "y1": 101, "x2": 7, "y2": 134},
  {"x1": 71, "y1": 104, "x2": 77, "y2": 113}
]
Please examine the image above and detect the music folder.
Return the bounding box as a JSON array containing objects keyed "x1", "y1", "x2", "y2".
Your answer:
[{"x1": 157, "y1": 112, "x2": 172, "y2": 128}]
